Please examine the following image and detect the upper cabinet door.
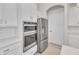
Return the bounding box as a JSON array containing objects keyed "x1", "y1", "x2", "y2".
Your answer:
[
  {"x1": 21, "y1": 4, "x2": 37, "y2": 22},
  {"x1": 21, "y1": 4, "x2": 37, "y2": 16},
  {"x1": 68, "y1": 7, "x2": 79, "y2": 26},
  {"x1": 3, "y1": 3, "x2": 17, "y2": 26},
  {"x1": 0, "y1": 4, "x2": 4, "y2": 25},
  {"x1": 0, "y1": 4, "x2": 2, "y2": 19}
]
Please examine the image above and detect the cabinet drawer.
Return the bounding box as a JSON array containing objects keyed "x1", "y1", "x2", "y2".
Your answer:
[
  {"x1": 40, "y1": 39, "x2": 48, "y2": 52},
  {"x1": 0, "y1": 42, "x2": 20, "y2": 55},
  {"x1": 23, "y1": 45, "x2": 37, "y2": 55}
]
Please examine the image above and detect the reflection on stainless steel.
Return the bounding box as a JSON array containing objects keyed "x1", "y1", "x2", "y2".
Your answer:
[
  {"x1": 23, "y1": 21, "x2": 37, "y2": 52},
  {"x1": 37, "y1": 18, "x2": 48, "y2": 53}
]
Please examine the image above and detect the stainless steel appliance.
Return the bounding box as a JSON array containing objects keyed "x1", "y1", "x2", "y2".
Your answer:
[
  {"x1": 37, "y1": 18, "x2": 48, "y2": 53},
  {"x1": 23, "y1": 21, "x2": 37, "y2": 52}
]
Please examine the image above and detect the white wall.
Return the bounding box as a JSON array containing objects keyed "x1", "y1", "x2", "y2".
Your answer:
[{"x1": 37, "y1": 3, "x2": 65, "y2": 18}]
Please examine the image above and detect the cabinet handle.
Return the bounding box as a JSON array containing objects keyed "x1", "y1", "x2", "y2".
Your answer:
[
  {"x1": 50, "y1": 30, "x2": 52, "y2": 32},
  {"x1": 78, "y1": 40, "x2": 79, "y2": 41},
  {"x1": 3, "y1": 49, "x2": 9, "y2": 52},
  {"x1": 5, "y1": 20, "x2": 7, "y2": 24}
]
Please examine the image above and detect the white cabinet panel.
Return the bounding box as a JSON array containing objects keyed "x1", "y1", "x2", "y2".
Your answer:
[
  {"x1": 3, "y1": 3, "x2": 17, "y2": 26},
  {"x1": 0, "y1": 42, "x2": 21, "y2": 55},
  {"x1": 0, "y1": 27, "x2": 17, "y2": 40},
  {"x1": 20, "y1": 4, "x2": 37, "y2": 22},
  {"x1": 0, "y1": 4, "x2": 2, "y2": 19},
  {"x1": 68, "y1": 26, "x2": 79, "y2": 48},
  {"x1": 68, "y1": 7, "x2": 79, "y2": 26},
  {"x1": 21, "y1": 4, "x2": 37, "y2": 16},
  {"x1": 69, "y1": 35, "x2": 79, "y2": 48},
  {"x1": 0, "y1": 4, "x2": 4, "y2": 25}
]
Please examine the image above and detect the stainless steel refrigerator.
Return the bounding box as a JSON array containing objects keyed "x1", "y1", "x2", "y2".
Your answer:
[{"x1": 37, "y1": 18, "x2": 48, "y2": 53}]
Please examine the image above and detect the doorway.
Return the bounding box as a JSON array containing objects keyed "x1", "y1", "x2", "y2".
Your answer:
[{"x1": 47, "y1": 5, "x2": 64, "y2": 45}]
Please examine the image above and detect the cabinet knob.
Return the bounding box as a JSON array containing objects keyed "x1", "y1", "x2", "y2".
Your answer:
[
  {"x1": 5, "y1": 20, "x2": 7, "y2": 24},
  {"x1": 50, "y1": 30, "x2": 52, "y2": 32}
]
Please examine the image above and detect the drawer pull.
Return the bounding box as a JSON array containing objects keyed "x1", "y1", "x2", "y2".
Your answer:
[{"x1": 4, "y1": 49, "x2": 9, "y2": 52}]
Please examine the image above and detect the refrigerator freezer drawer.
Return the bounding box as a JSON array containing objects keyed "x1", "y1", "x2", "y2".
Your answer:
[{"x1": 37, "y1": 39, "x2": 48, "y2": 53}]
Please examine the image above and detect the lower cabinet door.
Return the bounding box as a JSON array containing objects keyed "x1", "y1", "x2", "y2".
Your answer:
[
  {"x1": 0, "y1": 42, "x2": 21, "y2": 55},
  {"x1": 69, "y1": 35, "x2": 79, "y2": 49}
]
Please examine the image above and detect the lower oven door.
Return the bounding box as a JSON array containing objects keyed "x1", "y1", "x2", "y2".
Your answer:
[{"x1": 23, "y1": 33, "x2": 37, "y2": 52}]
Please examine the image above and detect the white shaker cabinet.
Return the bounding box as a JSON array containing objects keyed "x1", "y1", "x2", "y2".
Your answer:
[
  {"x1": 0, "y1": 4, "x2": 4, "y2": 26},
  {"x1": 0, "y1": 42, "x2": 21, "y2": 55},
  {"x1": 20, "y1": 3, "x2": 37, "y2": 22},
  {"x1": 68, "y1": 6, "x2": 79, "y2": 26},
  {"x1": 68, "y1": 5, "x2": 79, "y2": 49},
  {"x1": 0, "y1": 3, "x2": 17, "y2": 27},
  {"x1": 3, "y1": 3, "x2": 17, "y2": 26},
  {"x1": 69, "y1": 34, "x2": 79, "y2": 49}
]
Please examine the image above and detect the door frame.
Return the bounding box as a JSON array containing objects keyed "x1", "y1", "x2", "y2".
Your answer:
[{"x1": 47, "y1": 5, "x2": 65, "y2": 45}]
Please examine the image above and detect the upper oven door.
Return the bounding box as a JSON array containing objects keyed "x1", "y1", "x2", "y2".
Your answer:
[
  {"x1": 24, "y1": 22, "x2": 37, "y2": 32},
  {"x1": 24, "y1": 26, "x2": 37, "y2": 32}
]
